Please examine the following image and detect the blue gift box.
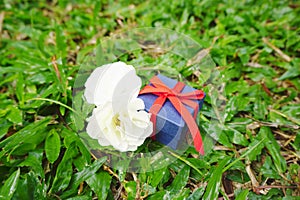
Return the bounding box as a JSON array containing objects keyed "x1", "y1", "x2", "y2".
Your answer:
[{"x1": 138, "y1": 74, "x2": 205, "y2": 150}]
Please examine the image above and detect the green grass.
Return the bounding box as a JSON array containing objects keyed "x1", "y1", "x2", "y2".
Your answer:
[{"x1": 0, "y1": 0, "x2": 300, "y2": 199}]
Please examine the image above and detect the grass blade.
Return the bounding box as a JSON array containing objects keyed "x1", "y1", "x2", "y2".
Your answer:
[
  {"x1": 202, "y1": 157, "x2": 231, "y2": 200},
  {"x1": 0, "y1": 168, "x2": 20, "y2": 200}
]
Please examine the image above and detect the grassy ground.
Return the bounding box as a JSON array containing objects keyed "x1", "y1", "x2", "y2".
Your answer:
[{"x1": 0, "y1": 0, "x2": 299, "y2": 199}]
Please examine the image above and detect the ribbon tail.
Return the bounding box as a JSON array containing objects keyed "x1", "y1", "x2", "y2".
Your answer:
[
  {"x1": 193, "y1": 129, "x2": 205, "y2": 155},
  {"x1": 169, "y1": 97, "x2": 204, "y2": 155},
  {"x1": 150, "y1": 114, "x2": 157, "y2": 139}
]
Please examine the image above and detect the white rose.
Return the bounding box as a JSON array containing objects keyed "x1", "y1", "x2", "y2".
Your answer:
[
  {"x1": 84, "y1": 61, "x2": 141, "y2": 107},
  {"x1": 84, "y1": 62, "x2": 153, "y2": 152}
]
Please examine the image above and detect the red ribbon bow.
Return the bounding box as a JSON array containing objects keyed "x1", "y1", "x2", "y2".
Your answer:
[{"x1": 139, "y1": 76, "x2": 205, "y2": 155}]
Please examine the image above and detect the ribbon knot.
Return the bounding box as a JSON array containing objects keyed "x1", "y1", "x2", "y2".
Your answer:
[
  {"x1": 139, "y1": 76, "x2": 205, "y2": 155},
  {"x1": 162, "y1": 91, "x2": 176, "y2": 97}
]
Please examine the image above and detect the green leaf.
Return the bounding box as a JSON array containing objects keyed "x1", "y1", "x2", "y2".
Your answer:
[
  {"x1": 12, "y1": 171, "x2": 46, "y2": 200},
  {"x1": 201, "y1": 122, "x2": 233, "y2": 148},
  {"x1": 226, "y1": 170, "x2": 250, "y2": 183},
  {"x1": 172, "y1": 188, "x2": 190, "y2": 200},
  {"x1": 124, "y1": 181, "x2": 137, "y2": 200},
  {"x1": 18, "y1": 152, "x2": 44, "y2": 178},
  {"x1": 259, "y1": 127, "x2": 287, "y2": 173},
  {"x1": 0, "y1": 117, "x2": 50, "y2": 149},
  {"x1": 187, "y1": 187, "x2": 205, "y2": 200},
  {"x1": 224, "y1": 94, "x2": 250, "y2": 121},
  {"x1": 140, "y1": 183, "x2": 156, "y2": 197},
  {"x1": 224, "y1": 139, "x2": 265, "y2": 172},
  {"x1": 291, "y1": 132, "x2": 300, "y2": 151},
  {"x1": 149, "y1": 167, "x2": 168, "y2": 188},
  {"x1": 169, "y1": 151, "x2": 203, "y2": 177},
  {"x1": 147, "y1": 191, "x2": 169, "y2": 200},
  {"x1": 0, "y1": 168, "x2": 20, "y2": 200},
  {"x1": 235, "y1": 189, "x2": 249, "y2": 200},
  {"x1": 0, "y1": 119, "x2": 11, "y2": 140},
  {"x1": 225, "y1": 79, "x2": 249, "y2": 95},
  {"x1": 253, "y1": 96, "x2": 268, "y2": 120},
  {"x1": 65, "y1": 195, "x2": 91, "y2": 200},
  {"x1": 55, "y1": 25, "x2": 67, "y2": 57},
  {"x1": 202, "y1": 157, "x2": 231, "y2": 200},
  {"x1": 50, "y1": 142, "x2": 78, "y2": 193},
  {"x1": 70, "y1": 157, "x2": 107, "y2": 189},
  {"x1": 166, "y1": 165, "x2": 190, "y2": 195},
  {"x1": 62, "y1": 129, "x2": 91, "y2": 170},
  {"x1": 6, "y1": 106, "x2": 23, "y2": 124},
  {"x1": 60, "y1": 157, "x2": 107, "y2": 199},
  {"x1": 288, "y1": 164, "x2": 300, "y2": 184},
  {"x1": 45, "y1": 129, "x2": 61, "y2": 163},
  {"x1": 114, "y1": 158, "x2": 131, "y2": 182},
  {"x1": 86, "y1": 171, "x2": 112, "y2": 200},
  {"x1": 16, "y1": 72, "x2": 24, "y2": 106},
  {"x1": 158, "y1": 167, "x2": 171, "y2": 188},
  {"x1": 246, "y1": 139, "x2": 265, "y2": 161},
  {"x1": 0, "y1": 117, "x2": 51, "y2": 158},
  {"x1": 226, "y1": 128, "x2": 249, "y2": 146},
  {"x1": 279, "y1": 66, "x2": 300, "y2": 80},
  {"x1": 237, "y1": 47, "x2": 250, "y2": 64},
  {"x1": 260, "y1": 156, "x2": 281, "y2": 179}
]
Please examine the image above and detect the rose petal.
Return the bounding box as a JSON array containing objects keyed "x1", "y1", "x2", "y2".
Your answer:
[
  {"x1": 111, "y1": 69, "x2": 141, "y2": 111},
  {"x1": 84, "y1": 64, "x2": 110, "y2": 105},
  {"x1": 86, "y1": 109, "x2": 110, "y2": 146},
  {"x1": 84, "y1": 62, "x2": 141, "y2": 107},
  {"x1": 95, "y1": 105, "x2": 123, "y2": 147},
  {"x1": 128, "y1": 99, "x2": 152, "y2": 128}
]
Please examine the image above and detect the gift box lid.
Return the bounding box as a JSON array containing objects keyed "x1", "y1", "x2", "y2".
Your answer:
[{"x1": 138, "y1": 74, "x2": 205, "y2": 128}]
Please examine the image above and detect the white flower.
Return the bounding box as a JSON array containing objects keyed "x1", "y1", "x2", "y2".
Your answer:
[
  {"x1": 84, "y1": 61, "x2": 141, "y2": 107},
  {"x1": 84, "y1": 62, "x2": 153, "y2": 152}
]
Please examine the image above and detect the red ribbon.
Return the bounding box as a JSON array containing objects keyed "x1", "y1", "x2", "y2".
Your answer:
[{"x1": 139, "y1": 76, "x2": 205, "y2": 155}]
